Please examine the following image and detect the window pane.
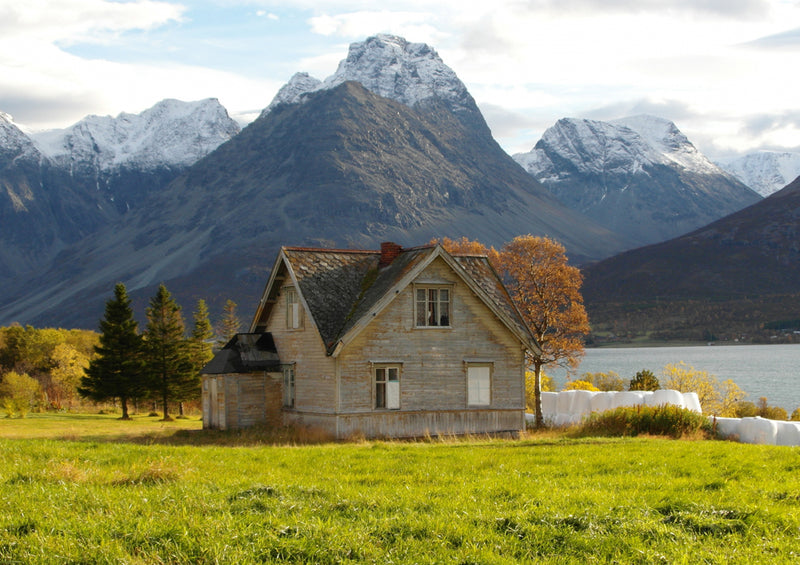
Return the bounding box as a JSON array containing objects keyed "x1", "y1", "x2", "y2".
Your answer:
[
  {"x1": 376, "y1": 368, "x2": 385, "y2": 382},
  {"x1": 386, "y1": 381, "x2": 400, "y2": 409},
  {"x1": 416, "y1": 299, "x2": 427, "y2": 326},
  {"x1": 468, "y1": 366, "x2": 491, "y2": 406},
  {"x1": 376, "y1": 382, "x2": 386, "y2": 408},
  {"x1": 388, "y1": 367, "x2": 398, "y2": 381}
]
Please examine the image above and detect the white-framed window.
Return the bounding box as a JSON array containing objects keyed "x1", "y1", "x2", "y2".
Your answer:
[
  {"x1": 375, "y1": 365, "x2": 401, "y2": 410},
  {"x1": 282, "y1": 364, "x2": 295, "y2": 408},
  {"x1": 467, "y1": 364, "x2": 491, "y2": 406},
  {"x1": 415, "y1": 286, "x2": 451, "y2": 327},
  {"x1": 285, "y1": 287, "x2": 302, "y2": 329}
]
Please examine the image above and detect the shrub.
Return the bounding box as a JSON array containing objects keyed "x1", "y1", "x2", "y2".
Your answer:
[
  {"x1": 661, "y1": 362, "x2": 745, "y2": 416},
  {"x1": 733, "y1": 401, "x2": 758, "y2": 418},
  {"x1": 575, "y1": 405, "x2": 713, "y2": 439},
  {"x1": 0, "y1": 371, "x2": 41, "y2": 418},
  {"x1": 629, "y1": 369, "x2": 659, "y2": 391},
  {"x1": 791, "y1": 408, "x2": 800, "y2": 422},
  {"x1": 525, "y1": 371, "x2": 554, "y2": 412},
  {"x1": 757, "y1": 397, "x2": 788, "y2": 421},
  {"x1": 564, "y1": 380, "x2": 599, "y2": 391},
  {"x1": 580, "y1": 371, "x2": 625, "y2": 391}
]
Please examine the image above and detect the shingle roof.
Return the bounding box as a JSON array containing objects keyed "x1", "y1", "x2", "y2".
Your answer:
[
  {"x1": 278, "y1": 244, "x2": 536, "y2": 355},
  {"x1": 201, "y1": 333, "x2": 281, "y2": 374}
]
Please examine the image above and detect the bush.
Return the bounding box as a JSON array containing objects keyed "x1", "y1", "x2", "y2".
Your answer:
[
  {"x1": 756, "y1": 397, "x2": 788, "y2": 421},
  {"x1": 525, "y1": 371, "x2": 554, "y2": 412},
  {"x1": 733, "y1": 401, "x2": 758, "y2": 418},
  {"x1": 580, "y1": 371, "x2": 625, "y2": 391},
  {"x1": 0, "y1": 371, "x2": 41, "y2": 418},
  {"x1": 661, "y1": 362, "x2": 745, "y2": 416},
  {"x1": 575, "y1": 405, "x2": 713, "y2": 439},
  {"x1": 629, "y1": 369, "x2": 659, "y2": 391},
  {"x1": 564, "y1": 380, "x2": 599, "y2": 391},
  {"x1": 791, "y1": 408, "x2": 800, "y2": 422}
]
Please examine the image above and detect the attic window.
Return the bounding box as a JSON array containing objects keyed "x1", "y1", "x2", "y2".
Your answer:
[
  {"x1": 285, "y1": 287, "x2": 303, "y2": 329},
  {"x1": 415, "y1": 287, "x2": 451, "y2": 327}
]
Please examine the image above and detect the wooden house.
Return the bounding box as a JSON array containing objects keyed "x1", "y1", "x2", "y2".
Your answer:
[{"x1": 202, "y1": 242, "x2": 538, "y2": 438}]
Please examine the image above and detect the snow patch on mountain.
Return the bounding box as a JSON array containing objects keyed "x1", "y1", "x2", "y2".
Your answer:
[
  {"x1": 262, "y1": 34, "x2": 473, "y2": 116},
  {"x1": 514, "y1": 115, "x2": 732, "y2": 180},
  {"x1": 716, "y1": 151, "x2": 800, "y2": 197},
  {"x1": 0, "y1": 112, "x2": 41, "y2": 159},
  {"x1": 33, "y1": 98, "x2": 240, "y2": 172},
  {"x1": 513, "y1": 117, "x2": 667, "y2": 180},
  {"x1": 612, "y1": 115, "x2": 720, "y2": 174}
]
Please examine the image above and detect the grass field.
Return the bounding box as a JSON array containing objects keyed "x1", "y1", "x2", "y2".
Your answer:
[{"x1": 2, "y1": 413, "x2": 800, "y2": 563}]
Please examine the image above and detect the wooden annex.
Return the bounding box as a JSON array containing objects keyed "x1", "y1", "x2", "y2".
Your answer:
[{"x1": 201, "y1": 242, "x2": 538, "y2": 439}]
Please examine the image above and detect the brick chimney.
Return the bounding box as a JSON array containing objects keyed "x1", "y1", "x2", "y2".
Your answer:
[{"x1": 379, "y1": 242, "x2": 403, "y2": 267}]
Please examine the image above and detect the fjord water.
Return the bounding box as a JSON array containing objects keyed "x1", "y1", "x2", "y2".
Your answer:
[{"x1": 552, "y1": 344, "x2": 800, "y2": 412}]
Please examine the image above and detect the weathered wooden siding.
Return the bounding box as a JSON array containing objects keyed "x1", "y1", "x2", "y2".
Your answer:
[
  {"x1": 267, "y1": 284, "x2": 337, "y2": 414},
  {"x1": 336, "y1": 257, "x2": 525, "y2": 433},
  {"x1": 283, "y1": 409, "x2": 523, "y2": 439},
  {"x1": 202, "y1": 373, "x2": 282, "y2": 430}
]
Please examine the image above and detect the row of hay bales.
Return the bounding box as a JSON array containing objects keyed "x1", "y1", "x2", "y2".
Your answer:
[
  {"x1": 528, "y1": 389, "x2": 800, "y2": 446},
  {"x1": 714, "y1": 416, "x2": 800, "y2": 446},
  {"x1": 532, "y1": 389, "x2": 702, "y2": 427}
]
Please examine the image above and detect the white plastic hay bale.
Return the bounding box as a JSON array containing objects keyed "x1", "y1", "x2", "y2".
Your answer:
[
  {"x1": 738, "y1": 417, "x2": 778, "y2": 445},
  {"x1": 611, "y1": 391, "x2": 645, "y2": 409},
  {"x1": 649, "y1": 389, "x2": 686, "y2": 409},
  {"x1": 713, "y1": 417, "x2": 741, "y2": 439},
  {"x1": 775, "y1": 421, "x2": 800, "y2": 446},
  {"x1": 556, "y1": 390, "x2": 577, "y2": 414},
  {"x1": 571, "y1": 390, "x2": 597, "y2": 417},
  {"x1": 590, "y1": 391, "x2": 613, "y2": 413},
  {"x1": 683, "y1": 392, "x2": 702, "y2": 413},
  {"x1": 540, "y1": 392, "x2": 558, "y2": 418}
]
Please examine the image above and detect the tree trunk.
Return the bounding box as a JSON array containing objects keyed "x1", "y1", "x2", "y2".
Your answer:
[
  {"x1": 120, "y1": 397, "x2": 131, "y2": 420},
  {"x1": 161, "y1": 384, "x2": 172, "y2": 421},
  {"x1": 534, "y1": 361, "x2": 544, "y2": 428}
]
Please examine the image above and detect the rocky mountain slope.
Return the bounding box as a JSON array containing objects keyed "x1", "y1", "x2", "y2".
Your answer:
[
  {"x1": 717, "y1": 151, "x2": 800, "y2": 197},
  {"x1": 513, "y1": 116, "x2": 761, "y2": 247},
  {"x1": 583, "y1": 174, "x2": 800, "y2": 301},
  {"x1": 0, "y1": 36, "x2": 627, "y2": 328},
  {"x1": 32, "y1": 98, "x2": 240, "y2": 214},
  {"x1": 0, "y1": 100, "x2": 239, "y2": 284}
]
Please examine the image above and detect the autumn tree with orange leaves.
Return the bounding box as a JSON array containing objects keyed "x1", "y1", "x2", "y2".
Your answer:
[
  {"x1": 495, "y1": 235, "x2": 590, "y2": 427},
  {"x1": 433, "y1": 235, "x2": 590, "y2": 427}
]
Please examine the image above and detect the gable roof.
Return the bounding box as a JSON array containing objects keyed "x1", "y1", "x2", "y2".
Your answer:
[
  {"x1": 250, "y1": 243, "x2": 538, "y2": 356},
  {"x1": 202, "y1": 333, "x2": 281, "y2": 374}
]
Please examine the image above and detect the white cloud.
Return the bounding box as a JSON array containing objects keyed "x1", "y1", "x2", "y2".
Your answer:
[{"x1": 308, "y1": 10, "x2": 446, "y2": 45}]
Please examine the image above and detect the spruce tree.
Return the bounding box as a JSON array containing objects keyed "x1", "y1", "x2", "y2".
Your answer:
[
  {"x1": 177, "y1": 299, "x2": 215, "y2": 417},
  {"x1": 142, "y1": 284, "x2": 193, "y2": 421},
  {"x1": 78, "y1": 283, "x2": 144, "y2": 420},
  {"x1": 216, "y1": 299, "x2": 242, "y2": 348}
]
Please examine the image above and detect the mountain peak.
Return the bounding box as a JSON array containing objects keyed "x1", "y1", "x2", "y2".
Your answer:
[
  {"x1": 263, "y1": 34, "x2": 474, "y2": 117},
  {"x1": 611, "y1": 114, "x2": 717, "y2": 173},
  {"x1": 32, "y1": 98, "x2": 240, "y2": 171},
  {"x1": 513, "y1": 115, "x2": 761, "y2": 247}
]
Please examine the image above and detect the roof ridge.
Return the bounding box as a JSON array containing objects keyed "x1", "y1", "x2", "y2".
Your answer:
[{"x1": 282, "y1": 246, "x2": 378, "y2": 254}]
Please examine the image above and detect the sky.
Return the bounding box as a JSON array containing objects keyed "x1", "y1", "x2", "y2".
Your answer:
[{"x1": 1, "y1": 0, "x2": 798, "y2": 159}]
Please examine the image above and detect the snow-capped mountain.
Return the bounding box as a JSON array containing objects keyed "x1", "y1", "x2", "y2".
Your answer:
[
  {"x1": 0, "y1": 111, "x2": 41, "y2": 163},
  {"x1": 27, "y1": 98, "x2": 240, "y2": 214},
  {"x1": 716, "y1": 151, "x2": 800, "y2": 197},
  {"x1": 34, "y1": 98, "x2": 240, "y2": 173},
  {"x1": 513, "y1": 116, "x2": 761, "y2": 246},
  {"x1": 262, "y1": 34, "x2": 475, "y2": 118},
  {"x1": 0, "y1": 37, "x2": 626, "y2": 329}
]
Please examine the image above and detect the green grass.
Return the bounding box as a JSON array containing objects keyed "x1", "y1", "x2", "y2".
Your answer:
[{"x1": 2, "y1": 414, "x2": 800, "y2": 563}]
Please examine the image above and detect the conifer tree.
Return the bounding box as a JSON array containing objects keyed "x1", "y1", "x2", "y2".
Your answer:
[
  {"x1": 78, "y1": 283, "x2": 144, "y2": 420},
  {"x1": 216, "y1": 299, "x2": 242, "y2": 347},
  {"x1": 177, "y1": 299, "x2": 215, "y2": 417},
  {"x1": 142, "y1": 284, "x2": 193, "y2": 421}
]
